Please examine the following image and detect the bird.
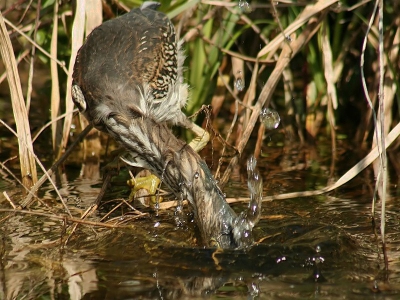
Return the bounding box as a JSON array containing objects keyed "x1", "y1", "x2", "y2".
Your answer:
[
  {"x1": 72, "y1": 2, "x2": 208, "y2": 153},
  {"x1": 71, "y1": 2, "x2": 260, "y2": 248},
  {"x1": 72, "y1": 1, "x2": 208, "y2": 205}
]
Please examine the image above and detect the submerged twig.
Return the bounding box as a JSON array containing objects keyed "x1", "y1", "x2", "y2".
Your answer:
[{"x1": 0, "y1": 209, "x2": 129, "y2": 229}]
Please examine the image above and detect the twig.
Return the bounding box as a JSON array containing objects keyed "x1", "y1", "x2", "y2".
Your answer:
[
  {"x1": 25, "y1": 0, "x2": 41, "y2": 113},
  {"x1": 377, "y1": 0, "x2": 388, "y2": 273},
  {"x1": 220, "y1": 10, "x2": 326, "y2": 186},
  {"x1": 60, "y1": 0, "x2": 86, "y2": 156},
  {"x1": 0, "y1": 158, "x2": 27, "y2": 191},
  {"x1": 3, "y1": 191, "x2": 16, "y2": 209},
  {"x1": 203, "y1": 121, "x2": 399, "y2": 206},
  {"x1": 32, "y1": 109, "x2": 78, "y2": 142},
  {"x1": 0, "y1": 118, "x2": 70, "y2": 214},
  {"x1": 50, "y1": 0, "x2": 62, "y2": 153},
  {"x1": 258, "y1": 0, "x2": 339, "y2": 59},
  {"x1": 0, "y1": 209, "x2": 130, "y2": 229},
  {"x1": 0, "y1": 12, "x2": 38, "y2": 188},
  {"x1": 0, "y1": 49, "x2": 29, "y2": 84},
  {"x1": 3, "y1": 17, "x2": 68, "y2": 74},
  {"x1": 21, "y1": 124, "x2": 94, "y2": 208}
]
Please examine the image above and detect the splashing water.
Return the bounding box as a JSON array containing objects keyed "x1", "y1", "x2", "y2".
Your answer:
[
  {"x1": 232, "y1": 155, "x2": 263, "y2": 248},
  {"x1": 260, "y1": 108, "x2": 280, "y2": 129},
  {"x1": 234, "y1": 71, "x2": 245, "y2": 91},
  {"x1": 238, "y1": 0, "x2": 252, "y2": 13},
  {"x1": 173, "y1": 183, "x2": 186, "y2": 226},
  {"x1": 312, "y1": 245, "x2": 326, "y2": 282},
  {"x1": 245, "y1": 156, "x2": 262, "y2": 227}
]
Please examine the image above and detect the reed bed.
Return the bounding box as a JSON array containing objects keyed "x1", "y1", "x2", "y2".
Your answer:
[{"x1": 0, "y1": 0, "x2": 398, "y2": 263}]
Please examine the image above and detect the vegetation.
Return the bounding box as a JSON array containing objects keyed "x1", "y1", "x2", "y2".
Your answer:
[{"x1": 0, "y1": 0, "x2": 398, "y2": 263}]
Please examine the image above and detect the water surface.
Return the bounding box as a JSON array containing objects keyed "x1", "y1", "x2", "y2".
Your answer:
[{"x1": 1, "y1": 141, "x2": 399, "y2": 299}]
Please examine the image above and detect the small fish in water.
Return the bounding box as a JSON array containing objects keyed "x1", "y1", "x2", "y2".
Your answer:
[{"x1": 260, "y1": 108, "x2": 280, "y2": 129}]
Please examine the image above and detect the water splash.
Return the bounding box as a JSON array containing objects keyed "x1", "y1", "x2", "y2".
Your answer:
[
  {"x1": 248, "y1": 282, "x2": 260, "y2": 297},
  {"x1": 174, "y1": 183, "x2": 185, "y2": 226},
  {"x1": 234, "y1": 71, "x2": 245, "y2": 91},
  {"x1": 245, "y1": 156, "x2": 263, "y2": 227},
  {"x1": 311, "y1": 245, "x2": 326, "y2": 282},
  {"x1": 259, "y1": 107, "x2": 280, "y2": 129},
  {"x1": 232, "y1": 155, "x2": 263, "y2": 248},
  {"x1": 153, "y1": 200, "x2": 160, "y2": 215},
  {"x1": 238, "y1": 0, "x2": 252, "y2": 13}
]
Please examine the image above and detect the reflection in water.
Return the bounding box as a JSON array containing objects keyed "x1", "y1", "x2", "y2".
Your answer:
[
  {"x1": 310, "y1": 245, "x2": 326, "y2": 282},
  {"x1": 1, "y1": 141, "x2": 400, "y2": 298},
  {"x1": 64, "y1": 260, "x2": 98, "y2": 300}
]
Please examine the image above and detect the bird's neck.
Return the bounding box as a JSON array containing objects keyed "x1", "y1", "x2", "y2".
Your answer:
[{"x1": 104, "y1": 113, "x2": 247, "y2": 248}]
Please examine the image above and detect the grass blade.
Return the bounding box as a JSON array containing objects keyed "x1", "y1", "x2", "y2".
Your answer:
[{"x1": 0, "y1": 12, "x2": 38, "y2": 189}]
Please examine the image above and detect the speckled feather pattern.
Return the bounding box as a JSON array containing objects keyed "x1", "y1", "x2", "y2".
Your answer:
[{"x1": 72, "y1": 6, "x2": 190, "y2": 129}]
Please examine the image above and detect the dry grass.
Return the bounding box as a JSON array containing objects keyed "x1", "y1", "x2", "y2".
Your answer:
[{"x1": 0, "y1": 0, "x2": 399, "y2": 255}]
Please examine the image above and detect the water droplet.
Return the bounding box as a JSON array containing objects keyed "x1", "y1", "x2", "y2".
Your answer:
[
  {"x1": 154, "y1": 221, "x2": 160, "y2": 228},
  {"x1": 249, "y1": 282, "x2": 259, "y2": 297},
  {"x1": 238, "y1": 0, "x2": 252, "y2": 13},
  {"x1": 194, "y1": 172, "x2": 199, "y2": 179},
  {"x1": 173, "y1": 191, "x2": 185, "y2": 227},
  {"x1": 286, "y1": 35, "x2": 292, "y2": 42},
  {"x1": 310, "y1": 245, "x2": 326, "y2": 282},
  {"x1": 373, "y1": 280, "x2": 379, "y2": 291},
  {"x1": 260, "y1": 108, "x2": 280, "y2": 129},
  {"x1": 234, "y1": 71, "x2": 245, "y2": 91},
  {"x1": 276, "y1": 256, "x2": 286, "y2": 263}
]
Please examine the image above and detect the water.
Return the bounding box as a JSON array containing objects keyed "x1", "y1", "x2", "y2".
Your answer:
[
  {"x1": 238, "y1": 0, "x2": 252, "y2": 14},
  {"x1": 260, "y1": 107, "x2": 281, "y2": 129},
  {"x1": 1, "y1": 141, "x2": 400, "y2": 299},
  {"x1": 232, "y1": 156, "x2": 263, "y2": 248},
  {"x1": 234, "y1": 71, "x2": 245, "y2": 92}
]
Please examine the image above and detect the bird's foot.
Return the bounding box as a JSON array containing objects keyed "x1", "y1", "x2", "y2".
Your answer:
[{"x1": 188, "y1": 123, "x2": 210, "y2": 152}]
